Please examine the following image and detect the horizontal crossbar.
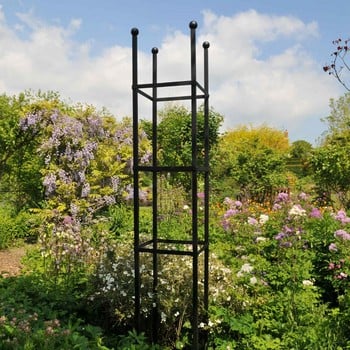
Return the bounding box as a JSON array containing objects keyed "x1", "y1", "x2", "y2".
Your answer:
[{"x1": 136, "y1": 165, "x2": 209, "y2": 172}]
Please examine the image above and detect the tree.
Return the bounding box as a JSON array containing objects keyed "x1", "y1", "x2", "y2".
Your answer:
[
  {"x1": 287, "y1": 140, "x2": 313, "y2": 177},
  {"x1": 310, "y1": 143, "x2": 350, "y2": 208},
  {"x1": 310, "y1": 92, "x2": 350, "y2": 208},
  {"x1": 19, "y1": 103, "x2": 151, "y2": 278},
  {"x1": 320, "y1": 93, "x2": 350, "y2": 144},
  {"x1": 212, "y1": 125, "x2": 290, "y2": 202},
  {"x1": 141, "y1": 104, "x2": 223, "y2": 189}
]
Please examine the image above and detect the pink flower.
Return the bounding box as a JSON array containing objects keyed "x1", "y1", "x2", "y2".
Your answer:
[
  {"x1": 63, "y1": 216, "x2": 73, "y2": 225},
  {"x1": 335, "y1": 229, "x2": 350, "y2": 240},
  {"x1": 329, "y1": 243, "x2": 338, "y2": 252},
  {"x1": 248, "y1": 217, "x2": 258, "y2": 226},
  {"x1": 335, "y1": 210, "x2": 350, "y2": 224},
  {"x1": 310, "y1": 207, "x2": 322, "y2": 219}
]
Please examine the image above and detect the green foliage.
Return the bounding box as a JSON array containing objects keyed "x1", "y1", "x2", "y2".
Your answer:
[
  {"x1": 321, "y1": 92, "x2": 350, "y2": 143},
  {"x1": 142, "y1": 104, "x2": 222, "y2": 189},
  {"x1": 287, "y1": 140, "x2": 313, "y2": 177},
  {"x1": 0, "y1": 274, "x2": 111, "y2": 349},
  {"x1": 311, "y1": 92, "x2": 350, "y2": 209},
  {"x1": 311, "y1": 143, "x2": 350, "y2": 208},
  {"x1": 206, "y1": 192, "x2": 350, "y2": 349},
  {"x1": 212, "y1": 125, "x2": 290, "y2": 201},
  {"x1": 116, "y1": 330, "x2": 161, "y2": 349},
  {"x1": 5, "y1": 88, "x2": 350, "y2": 349},
  {"x1": 16, "y1": 103, "x2": 151, "y2": 283},
  {"x1": 86, "y1": 227, "x2": 234, "y2": 348},
  {"x1": 0, "y1": 206, "x2": 40, "y2": 248}
]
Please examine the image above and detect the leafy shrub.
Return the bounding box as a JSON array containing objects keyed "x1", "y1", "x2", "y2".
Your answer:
[
  {"x1": 207, "y1": 191, "x2": 350, "y2": 349},
  {"x1": 0, "y1": 206, "x2": 39, "y2": 249},
  {"x1": 86, "y1": 233, "x2": 234, "y2": 348},
  {"x1": 0, "y1": 275, "x2": 111, "y2": 349}
]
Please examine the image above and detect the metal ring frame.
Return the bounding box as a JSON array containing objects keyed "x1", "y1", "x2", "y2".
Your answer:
[{"x1": 131, "y1": 21, "x2": 210, "y2": 349}]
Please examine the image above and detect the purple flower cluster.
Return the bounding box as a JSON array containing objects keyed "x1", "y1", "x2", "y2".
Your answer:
[
  {"x1": 124, "y1": 184, "x2": 148, "y2": 202},
  {"x1": 272, "y1": 192, "x2": 290, "y2": 211},
  {"x1": 335, "y1": 229, "x2": 350, "y2": 240},
  {"x1": 221, "y1": 197, "x2": 243, "y2": 231},
  {"x1": 310, "y1": 207, "x2": 322, "y2": 219},
  {"x1": 334, "y1": 210, "x2": 350, "y2": 224},
  {"x1": 19, "y1": 112, "x2": 43, "y2": 131},
  {"x1": 276, "y1": 192, "x2": 289, "y2": 203},
  {"x1": 43, "y1": 173, "x2": 57, "y2": 196},
  {"x1": 328, "y1": 259, "x2": 347, "y2": 280},
  {"x1": 274, "y1": 224, "x2": 303, "y2": 248}
]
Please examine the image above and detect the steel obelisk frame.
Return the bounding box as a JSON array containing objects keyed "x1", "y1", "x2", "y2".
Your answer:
[{"x1": 131, "y1": 21, "x2": 210, "y2": 349}]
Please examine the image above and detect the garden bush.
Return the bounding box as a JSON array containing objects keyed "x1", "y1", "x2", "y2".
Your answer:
[{"x1": 0, "y1": 206, "x2": 40, "y2": 248}]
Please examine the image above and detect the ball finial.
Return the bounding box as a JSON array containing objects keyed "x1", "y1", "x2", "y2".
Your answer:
[
  {"x1": 203, "y1": 41, "x2": 210, "y2": 49},
  {"x1": 131, "y1": 28, "x2": 139, "y2": 36},
  {"x1": 189, "y1": 21, "x2": 198, "y2": 29},
  {"x1": 152, "y1": 47, "x2": 159, "y2": 54}
]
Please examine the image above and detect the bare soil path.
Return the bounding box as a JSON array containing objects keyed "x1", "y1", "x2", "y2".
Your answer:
[{"x1": 0, "y1": 245, "x2": 27, "y2": 277}]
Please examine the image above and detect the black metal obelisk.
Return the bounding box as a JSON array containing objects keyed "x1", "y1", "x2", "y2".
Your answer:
[{"x1": 131, "y1": 21, "x2": 210, "y2": 349}]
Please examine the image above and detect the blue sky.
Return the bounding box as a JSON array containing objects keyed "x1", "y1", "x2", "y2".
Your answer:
[{"x1": 0, "y1": 0, "x2": 349, "y2": 144}]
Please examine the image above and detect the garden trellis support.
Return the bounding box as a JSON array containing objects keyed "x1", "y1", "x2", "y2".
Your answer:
[{"x1": 131, "y1": 21, "x2": 210, "y2": 348}]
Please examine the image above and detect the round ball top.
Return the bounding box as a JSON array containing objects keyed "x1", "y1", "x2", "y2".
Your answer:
[
  {"x1": 203, "y1": 41, "x2": 210, "y2": 49},
  {"x1": 152, "y1": 47, "x2": 159, "y2": 54},
  {"x1": 131, "y1": 28, "x2": 139, "y2": 35},
  {"x1": 189, "y1": 21, "x2": 198, "y2": 29}
]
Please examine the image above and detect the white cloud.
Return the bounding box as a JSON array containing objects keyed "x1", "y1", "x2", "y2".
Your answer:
[
  {"x1": 0, "y1": 7, "x2": 342, "y2": 143},
  {"x1": 197, "y1": 10, "x2": 340, "y2": 141}
]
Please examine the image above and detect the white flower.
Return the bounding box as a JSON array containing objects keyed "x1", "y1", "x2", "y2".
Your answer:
[
  {"x1": 256, "y1": 237, "x2": 266, "y2": 243},
  {"x1": 237, "y1": 263, "x2": 253, "y2": 277},
  {"x1": 183, "y1": 205, "x2": 190, "y2": 210},
  {"x1": 302, "y1": 279, "x2": 313, "y2": 286},
  {"x1": 240, "y1": 263, "x2": 253, "y2": 273},
  {"x1": 250, "y1": 276, "x2": 258, "y2": 285},
  {"x1": 259, "y1": 214, "x2": 269, "y2": 224},
  {"x1": 289, "y1": 204, "x2": 306, "y2": 217}
]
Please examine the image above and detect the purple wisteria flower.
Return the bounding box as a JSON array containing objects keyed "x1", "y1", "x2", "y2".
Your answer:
[
  {"x1": 140, "y1": 150, "x2": 152, "y2": 164},
  {"x1": 81, "y1": 182, "x2": 91, "y2": 198},
  {"x1": 335, "y1": 229, "x2": 350, "y2": 240},
  {"x1": 19, "y1": 112, "x2": 43, "y2": 131},
  {"x1": 111, "y1": 176, "x2": 120, "y2": 193},
  {"x1": 103, "y1": 195, "x2": 116, "y2": 206},
  {"x1": 43, "y1": 173, "x2": 57, "y2": 196}
]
